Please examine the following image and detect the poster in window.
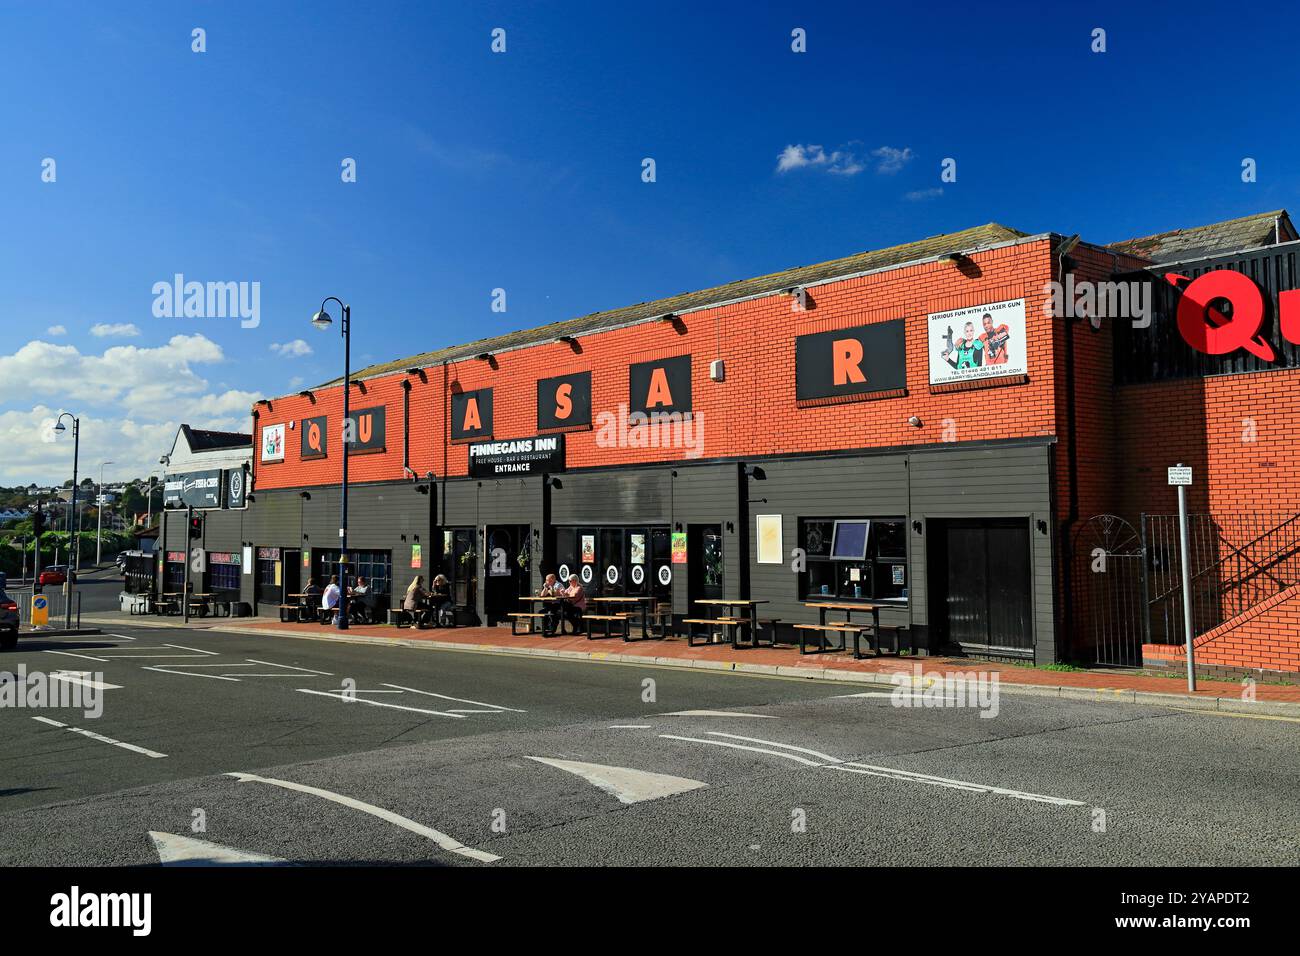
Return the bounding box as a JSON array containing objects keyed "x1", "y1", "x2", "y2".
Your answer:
[
  {"x1": 928, "y1": 298, "x2": 1026, "y2": 385},
  {"x1": 242, "y1": 546, "x2": 253, "y2": 575},
  {"x1": 629, "y1": 534, "x2": 646, "y2": 565},
  {"x1": 892, "y1": 565, "x2": 906, "y2": 585},
  {"x1": 756, "y1": 515, "x2": 783, "y2": 565},
  {"x1": 671, "y1": 532, "x2": 687, "y2": 564},
  {"x1": 581, "y1": 535, "x2": 595, "y2": 563},
  {"x1": 411, "y1": 543, "x2": 422, "y2": 569}
]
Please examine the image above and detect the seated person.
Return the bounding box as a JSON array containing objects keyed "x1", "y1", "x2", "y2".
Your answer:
[
  {"x1": 322, "y1": 575, "x2": 341, "y2": 624},
  {"x1": 300, "y1": 577, "x2": 322, "y2": 618},
  {"x1": 349, "y1": 576, "x2": 371, "y2": 623},
  {"x1": 430, "y1": 574, "x2": 453, "y2": 624},
  {"x1": 560, "y1": 573, "x2": 587, "y2": 634},
  {"x1": 403, "y1": 575, "x2": 431, "y2": 626},
  {"x1": 538, "y1": 573, "x2": 562, "y2": 632}
]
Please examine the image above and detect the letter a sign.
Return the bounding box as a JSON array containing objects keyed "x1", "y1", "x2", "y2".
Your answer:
[
  {"x1": 629, "y1": 355, "x2": 692, "y2": 416},
  {"x1": 452, "y1": 388, "x2": 493, "y2": 440}
]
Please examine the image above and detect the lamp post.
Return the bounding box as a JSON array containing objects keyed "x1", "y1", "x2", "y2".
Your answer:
[
  {"x1": 96, "y1": 460, "x2": 114, "y2": 566},
  {"x1": 52, "y1": 413, "x2": 80, "y2": 628},
  {"x1": 312, "y1": 296, "x2": 351, "y2": 630}
]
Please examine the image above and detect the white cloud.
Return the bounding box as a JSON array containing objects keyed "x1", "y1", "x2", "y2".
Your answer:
[
  {"x1": 90, "y1": 322, "x2": 142, "y2": 338},
  {"x1": 0, "y1": 335, "x2": 262, "y2": 484},
  {"x1": 46, "y1": 325, "x2": 67, "y2": 336},
  {"x1": 905, "y1": 187, "x2": 944, "y2": 201},
  {"x1": 871, "y1": 146, "x2": 914, "y2": 174},
  {"x1": 289, "y1": 376, "x2": 305, "y2": 388},
  {"x1": 270, "y1": 339, "x2": 313, "y2": 358},
  {"x1": 776, "y1": 144, "x2": 864, "y2": 176}
]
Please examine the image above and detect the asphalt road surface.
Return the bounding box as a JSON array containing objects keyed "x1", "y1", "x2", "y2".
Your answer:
[{"x1": 1, "y1": 623, "x2": 1297, "y2": 866}]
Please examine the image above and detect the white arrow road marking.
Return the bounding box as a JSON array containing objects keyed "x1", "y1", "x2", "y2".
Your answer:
[
  {"x1": 224, "y1": 772, "x2": 500, "y2": 863},
  {"x1": 703, "y1": 731, "x2": 843, "y2": 764},
  {"x1": 149, "y1": 831, "x2": 287, "y2": 866},
  {"x1": 31, "y1": 716, "x2": 166, "y2": 758},
  {"x1": 50, "y1": 671, "x2": 122, "y2": 691},
  {"x1": 659, "y1": 734, "x2": 824, "y2": 766},
  {"x1": 659, "y1": 710, "x2": 779, "y2": 718},
  {"x1": 294, "y1": 688, "x2": 465, "y2": 718},
  {"x1": 525, "y1": 756, "x2": 707, "y2": 805},
  {"x1": 828, "y1": 763, "x2": 1087, "y2": 806},
  {"x1": 380, "y1": 685, "x2": 525, "y2": 712}
]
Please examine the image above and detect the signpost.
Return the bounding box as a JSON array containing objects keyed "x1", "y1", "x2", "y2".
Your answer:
[{"x1": 1168, "y1": 464, "x2": 1196, "y2": 692}]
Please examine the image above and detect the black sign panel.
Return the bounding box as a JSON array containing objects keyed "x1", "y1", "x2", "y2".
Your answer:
[
  {"x1": 629, "y1": 354, "x2": 691, "y2": 416},
  {"x1": 468, "y1": 434, "x2": 565, "y2": 477},
  {"x1": 226, "y1": 466, "x2": 247, "y2": 509},
  {"x1": 164, "y1": 470, "x2": 223, "y2": 510},
  {"x1": 537, "y1": 372, "x2": 591, "y2": 430},
  {"x1": 452, "y1": 388, "x2": 493, "y2": 441},
  {"x1": 795, "y1": 320, "x2": 907, "y2": 400},
  {"x1": 345, "y1": 406, "x2": 386, "y2": 454},
  {"x1": 301, "y1": 415, "x2": 328, "y2": 460}
]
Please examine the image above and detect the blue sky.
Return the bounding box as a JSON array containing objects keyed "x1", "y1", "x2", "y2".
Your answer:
[{"x1": 2, "y1": 0, "x2": 1298, "y2": 484}]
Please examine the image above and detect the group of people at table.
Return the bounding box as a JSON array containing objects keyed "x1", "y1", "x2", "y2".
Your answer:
[{"x1": 298, "y1": 575, "x2": 375, "y2": 624}]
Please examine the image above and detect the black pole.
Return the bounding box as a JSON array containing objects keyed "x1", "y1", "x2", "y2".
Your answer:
[
  {"x1": 66, "y1": 417, "x2": 80, "y2": 627},
  {"x1": 338, "y1": 304, "x2": 350, "y2": 629},
  {"x1": 182, "y1": 505, "x2": 192, "y2": 624}
]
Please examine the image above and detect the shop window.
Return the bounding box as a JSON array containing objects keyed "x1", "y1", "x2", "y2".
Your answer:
[
  {"x1": 207, "y1": 556, "x2": 241, "y2": 592},
  {"x1": 165, "y1": 561, "x2": 185, "y2": 591},
  {"x1": 315, "y1": 549, "x2": 392, "y2": 597},
  {"x1": 799, "y1": 517, "x2": 907, "y2": 602}
]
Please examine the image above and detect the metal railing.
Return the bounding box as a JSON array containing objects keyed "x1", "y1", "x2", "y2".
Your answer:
[
  {"x1": 8, "y1": 587, "x2": 82, "y2": 630},
  {"x1": 1144, "y1": 512, "x2": 1300, "y2": 644}
]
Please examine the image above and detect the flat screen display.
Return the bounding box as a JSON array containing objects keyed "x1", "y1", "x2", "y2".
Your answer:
[{"x1": 831, "y1": 520, "x2": 870, "y2": 560}]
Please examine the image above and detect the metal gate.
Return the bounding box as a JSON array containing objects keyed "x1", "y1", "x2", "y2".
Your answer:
[{"x1": 1072, "y1": 515, "x2": 1147, "y2": 666}]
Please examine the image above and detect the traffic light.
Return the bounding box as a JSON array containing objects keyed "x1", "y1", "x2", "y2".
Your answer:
[
  {"x1": 32, "y1": 509, "x2": 44, "y2": 537},
  {"x1": 188, "y1": 515, "x2": 203, "y2": 539}
]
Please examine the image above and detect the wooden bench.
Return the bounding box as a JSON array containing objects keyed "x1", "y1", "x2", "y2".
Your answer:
[
  {"x1": 792, "y1": 622, "x2": 859, "y2": 655},
  {"x1": 735, "y1": 618, "x2": 780, "y2": 650},
  {"x1": 387, "y1": 607, "x2": 414, "y2": 628},
  {"x1": 508, "y1": 611, "x2": 548, "y2": 636},
  {"x1": 584, "y1": 613, "x2": 630, "y2": 640},
  {"x1": 854, "y1": 624, "x2": 908, "y2": 659},
  {"x1": 684, "y1": 616, "x2": 746, "y2": 647}
]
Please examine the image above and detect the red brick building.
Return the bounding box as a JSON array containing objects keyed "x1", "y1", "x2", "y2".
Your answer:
[{"x1": 163, "y1": 210, "x2": 1300, "y2": 680}]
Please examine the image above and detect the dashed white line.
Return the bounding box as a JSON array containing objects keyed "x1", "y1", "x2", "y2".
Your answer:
[
  {"x1": 658, "y1": 733, "x2": 824, "y2": 766},
  {"x1": 225, "y1": 771, "x2": 499, "y2": 863},
  {"x1": 703, "y1": 731, "x2": 843, "y2": 764},
  {"x1": 610, "y1": 724, "x2": 653, "y2": 729},
  {"x1": 659, "y1": 710, "x2": 780, "y2": 718},
  {"x1": 829, "y1": 763, "x2": 1086, "y2": 806},
  {"x1": 30, "y1": 716, "x2": 167, "y2": 758}
]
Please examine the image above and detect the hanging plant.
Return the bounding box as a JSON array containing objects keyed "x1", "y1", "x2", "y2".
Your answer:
[{"x1": 516, "y1": 539, "x2": 530, "y2": 569}]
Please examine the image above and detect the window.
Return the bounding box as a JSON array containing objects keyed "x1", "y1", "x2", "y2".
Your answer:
[
  {"x1": 207, "y1": 554, "x2": 241, "y2": 592},
  {"x1": 799, "y1": 517, "x2": 907, "y2": 602},
  {"x1": 315, "y1": 549, "x2": 392, "y2": 597}
]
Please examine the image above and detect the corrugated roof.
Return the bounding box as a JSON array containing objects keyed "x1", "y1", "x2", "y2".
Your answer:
[
  {"x1": 1108, "y1": 209, "x2": 1294, "y2": 264},
  {"x1": 323, "y1": 221, "x2": 1029, "y2": 386}
]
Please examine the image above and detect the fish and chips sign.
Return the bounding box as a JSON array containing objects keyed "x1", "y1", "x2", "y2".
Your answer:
[{"x1": 467, "y1": 434, "x2": 565, "y2": 477}]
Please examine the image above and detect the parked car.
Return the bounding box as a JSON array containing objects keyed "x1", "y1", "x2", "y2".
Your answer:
[
  {"x1": 39, "y1": 566, "x2": 67, "y2": 586},
  {"x1": 0, "y1": 588, "x2": 18, "y2": 649}
]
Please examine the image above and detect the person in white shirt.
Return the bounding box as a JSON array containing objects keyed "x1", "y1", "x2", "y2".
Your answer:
[{"x1": 322, "y1": 575, "x2": 341, "y2": 624}]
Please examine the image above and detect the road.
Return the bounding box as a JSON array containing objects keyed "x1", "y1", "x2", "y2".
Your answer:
[{"x1": 1, "y1": 623, "x2": 1297, "y2": 866}]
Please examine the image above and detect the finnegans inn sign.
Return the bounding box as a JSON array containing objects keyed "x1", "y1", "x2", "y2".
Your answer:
[{"x1": 468, "y1": 434, "x2": 566, "y2": 477}]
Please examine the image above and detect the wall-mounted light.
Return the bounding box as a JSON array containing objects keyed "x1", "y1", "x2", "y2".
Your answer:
[
  {"x1": 912, "y1": 520, "x2": 923, "y2": 534},
  {"x1": 725, "y1": 521, "x2": 735, "y2": 533},
  {"x1": 659, "y1": 313, "x2": 678, "y2": 323},
  {"x1": 908, "y1": 416, "x2": 923, "y2": 428},
  {"x1": 674, "y1": 522, "x2": 683, "y2": 532},
  {"x1": 944, "y1": 251, "x2": 967, "y2": 263},
  {"x1": 744, "y1": 465, "x2": 766, "y2": 480},
  {"x1": 298, "y1": 389, "x2": 316, "y2": 402},
  {"x1": 558, "y1": 335, "x2": 579, "y2": 348},
  {"x1": 1037, "y1": 519, "x2": 1049, "y2": 535},
  {"x1": 299, "y1": 491, "x2": 311, "y2": 501}
]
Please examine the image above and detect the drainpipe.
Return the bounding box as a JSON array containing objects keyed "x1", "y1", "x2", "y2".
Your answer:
[{"x1": 1058, "y1": 237, "x2": 1081, "y2": 664}]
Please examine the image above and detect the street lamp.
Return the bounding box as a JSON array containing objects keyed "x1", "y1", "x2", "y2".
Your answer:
[
  {"x1": 96, "y1": 460, "x2": 114, "y2": 566},
  {"x1": 53, "y1": 413, "x2": 81, "y2": 630},
  {"x1": 311, "y1": 296, "x2": 351, "y2": 630}
]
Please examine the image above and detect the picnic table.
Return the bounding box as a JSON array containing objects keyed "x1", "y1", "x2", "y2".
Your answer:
[
  {"x1": 800, "y1": 601, "x2": 896, "y2": 658},
  {"x1": 155, "y1": 591, "x2": 184, "y2": 616},
  {"x1": 685, "y1": 599, "x2": 772, "y2": 649},
  {"x1": 512, "y1": 595, "x2": 564, "y2": 636},
  {"x1": 587, "y1": 595, "x2": 668, "y2": 642}
]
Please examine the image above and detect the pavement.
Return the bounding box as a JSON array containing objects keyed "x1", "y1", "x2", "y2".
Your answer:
[
  {"x1": 2, "y1": 621, "x2": 1299, "y2": 866},
  {"x1": 80, "y1": 609, "x2": 1300, "y2": 714}
]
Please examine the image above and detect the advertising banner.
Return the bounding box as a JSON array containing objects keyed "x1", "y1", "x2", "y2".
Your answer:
[{"x1": 927, "y1": 298, "x2": 1026, "y2": 385}]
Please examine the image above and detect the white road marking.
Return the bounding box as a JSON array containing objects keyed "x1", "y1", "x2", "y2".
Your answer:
[
  {"x1": 99, "y1": 653, "x2": 211, "y2": 659},
  {"x1": 704, "y1": 731, "x2": 843, "y2": 764},
  {"x1": 609, "y1": 724, "x2": 652, "y2": 729},
  {"x1": 224, "y1": 772, "x2": 500, "y2": 863},
  {"x1": 106, "y1": 634, "x2": 139, "y2": 641},
  {"x1": 246, "y1": 659, "x2": 334, "y2": 675},
  {"x1": 658, "y1": 733, "x2": 824, "y2": 766},
  {"x1": 526, "y1": 756, "x2": 707, "y2": 805},
  {"x1": 659, "y1": 710, "x2": 779, "y2": 718},
  {"x1": 163, "y1": 644, "x2": 220, "y2": 655},
  {"x1": 380, "y1": 685, "x2": 525, "y2": 712},
  {"x1": 294, "y1": 688, "x2": 465, "y2": 718},
  {"x1": 43, "y1": 650, "x2": 111, "y2": 663},
  {"x1": 149, "y1": 831, "x2": 287, "y2": 866},
  {"x1": 141, "y1": 666, "x2": 241, "y2": 682},
  {"x1": 30, "y1": 716, "x2": 167, "y2": 758},
  {"x1": 831, "y1": 691, "x2": 958, "y2": 701},
  {"x1": 50, "y1": 671, "x2": 122, "y2": 691},
  {"x1": 831, "y1": 763, "x2": 1086, "y2": 806}
]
